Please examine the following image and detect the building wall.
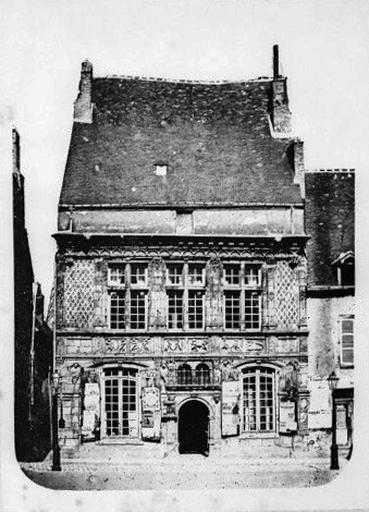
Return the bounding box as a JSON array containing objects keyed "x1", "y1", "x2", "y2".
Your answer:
[
  {"x1": 307, "y1": 295, "x2": 354, "y2": 431},
  {"x1": 13, "y1": 128, "x2": 53, "y2": 462},
  {"x1": 54, "y1": 239, "x2": 310, "y2": 453},
  {"x1": 58, "y1": 207, "x2": 304, "y2": 236}
]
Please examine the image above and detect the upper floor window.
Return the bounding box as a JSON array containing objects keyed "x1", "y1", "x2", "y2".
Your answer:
[
  {"x1": 223, "y1": 263, "x2": 261, "y2": 331},
  {"x1": 130, "y1": 290, "x2": 147, "y2": 330},
  {"x1": 332, "y1": 251, "x2": 355, "y2": 287},
  {"x1": 168, "y1": 290, "x2": 183, "y2": 329},
  {"x1": 340, "y1": 317, "x2": 354, "y2": 366},
  {"x1": 224, "y1": 291, "x2": 240, "y2": 329},
  {"x1": 244, "y1": 265, "x2": 261, "y2": 287},
  {"x1": 188, "y1": 290, "x2": 204, "y2": 329},
  {"x1": 154, "y1": 164, "x2": 168, "y2": 176},
  {"x1": 109, "y1": 263, "x2": 147, "y2": 330},
  {"x1": 188, "y1": 264, "x2": 205, "y2": 287},
  {"x1": 167, "y1": 264, "x2": 184, "y2": 286},
  {"x1": 130, "y1": 263, "x2": 147, "y2": 286},
  {"x1": 224, "y1": 264, "x2": 240, "y2": 286},
  {"x1": 110, "y1": 291, "x2": 125, "y2": 329},
  {"x1": 108, "y1": 264, "x2": 125, "y2": 286}
]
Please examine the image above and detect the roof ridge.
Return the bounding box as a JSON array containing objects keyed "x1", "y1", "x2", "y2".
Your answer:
[{"x1": 94, "y1": 74, "x2": 273, "y2": 85}]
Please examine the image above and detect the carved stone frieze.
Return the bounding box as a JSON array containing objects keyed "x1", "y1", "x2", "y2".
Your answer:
[
  {"x1": 60, "y1": 242, "x2": 305, "y2": 261},
  {"x1": 190, "y1": 338, "x2": 209, "y2": 352},
  {"x1": 163, "y1": 338, "x2": 184, "y2": 352},
  {"x1": 58, "y1": 334, "x2": 303, "y2": 358},
  {"x1": 269, "y1": 336, "x2": 299, "y2": 354}
]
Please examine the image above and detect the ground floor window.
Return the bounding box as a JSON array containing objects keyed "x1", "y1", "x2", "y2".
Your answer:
[
  {"x1": 242, "y1": 367, "x2": 276, "y2": 433},
  {"x1": 103, "y1": 367, "x2": 139, "y2": 438}
]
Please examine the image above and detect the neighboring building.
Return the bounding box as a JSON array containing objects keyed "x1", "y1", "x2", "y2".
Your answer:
[
  {"x1": 13, "y1": 128, "x2": 52, "y2": 461},
  {"x1": 54, "y1": 47, "x2": 315, "y2": 458},
  {"x1": 305, "y1": 169, "x2": 354, "y2": 456}
]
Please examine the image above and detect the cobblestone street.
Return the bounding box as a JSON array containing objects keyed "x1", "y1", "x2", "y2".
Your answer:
[{"x1": 21, "y1": 453, "x2": 338, "y2": 490}]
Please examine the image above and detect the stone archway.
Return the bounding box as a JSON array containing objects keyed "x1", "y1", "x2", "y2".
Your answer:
[{"x1": 178, "y1": 400, "x2": 209, "y2": 455}]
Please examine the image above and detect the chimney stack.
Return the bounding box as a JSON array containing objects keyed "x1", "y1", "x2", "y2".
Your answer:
[
  {"x1": 273, "y1": 44, "x2": 280, "y2": 78},
  {"x1": 73, "y1": 60, "x2": 93, "y2": 123},
  {"x1": 270, "y1": 45, "x2": 292, "y2": 135},
  {"x1": 12, "y1": 127, "x2": 25, "y2": 227},
  {"x1": 12, "y1": 128, "x2": 20, "y2": 172}
]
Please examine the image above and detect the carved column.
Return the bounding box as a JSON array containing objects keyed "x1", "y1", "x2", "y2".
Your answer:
[
  {"x1": 55, "y1": 254, "x2": 66, "y2": 329},
  {"x1": 204, "y1": 258, "x2": 224, "y2": 330},
  {"x1": 297, "y1": 256, "x2": 308, "y2": 329},
  {"x1": 148, "y1": 258, "x2": 167, "y2": 330},
  {"x1": 94, "y1": 259, "x2": 108, "y2": 327},
  {"x1": 296, "y1": 361, "x2": 309, "y2": 433},
  {"x1": 263, "y1": 262, "x2": 277, "y2": 330}
]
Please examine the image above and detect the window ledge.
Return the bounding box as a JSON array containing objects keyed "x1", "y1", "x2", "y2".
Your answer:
[{"x1": 239, "y1": 432, "x2": 279, "y2": 439}]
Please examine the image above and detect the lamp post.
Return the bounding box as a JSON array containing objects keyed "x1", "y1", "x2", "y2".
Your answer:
[
  {"x1": 327, "y1": 371, "x2": 339, "y2": 470},
  {"x1": 51, "y1": 371, "x2": 61, "y2": 471}
]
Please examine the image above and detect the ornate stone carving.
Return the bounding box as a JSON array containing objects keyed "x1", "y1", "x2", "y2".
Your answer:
[
  {"x1": 190, "y1": 338, "x2": 208, "y2": 352},
  {"x1": 163, "y1": 338, "x2": 183, "y2": 353},
  {"x1": 61, "y1": 240, "x2": 306, "y2": 261},
  {"x1": 130, "y1": 338, "x2": 150, "y2": 353},
  {"x1": 221, "y1": 360, "x2": 239, "y2": 381},
  {"x1": 242, "y1": 338, "x2": 265, "y2": 353},
  {"x1": 105, "y1": 338, "x2": 128, "y2": 354},
  {"x1": 269, "y1": 336, "x2": 298, "y2": 354},
  {"x1": 279, "y1": 360, "x2": 299, "y2": 400}
]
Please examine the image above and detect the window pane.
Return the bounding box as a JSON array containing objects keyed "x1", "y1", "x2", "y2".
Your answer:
[
  {"x1": 195, "y1": 364, "x2": 210, "y2": 385},
  {"x1": 131, "y1": 264, "x2": 146, "y2": 285},
  {"x1": 245, "y1": 292, "x2": 260, "y2": 329},
  {"x1": 167, "y1": 264, "x2": 183, "y2": 285},
  {"x1": 177, "y1": 364, "x2": 192, "y2": 385},
  {"x1": 341, "y1": 318, "x2": 354, "y2": 365},
  {"x1": 104, "y1": 369, "x2": 138, "y2": 438},
  {"x1": 168, "y1": 290, "x2": 183, "y2": 329},
  {"x1": 188, "y1": 264, "x2": 204, "y2": 286},
  {"x1": 342, "y1": 319, "x2": 353, "y2": 334},
  {"x1": 110, "y1": 292, "x2": 125, "y2": 329},
  {"x1": 245, "y1": 266, "x2": 260, "y2": 287},
  {"x1": 224, "y1": 264, "x2": 240, "y2": 286},
  {"x1": 130, "y1": 291, "x2": 146, "y2": 329},
  {"x1": 225, "y1": 291, "x2": 240, "y2": 329},
  {"x1": 188, "y1": 290, "x2": 204, "y2": 329},
  {"x1": 108, "y1": 265, "x2": 125, "y2": 285},
  {"x1": 243, "y1": 368, "x2": 275, "y2": 433}
]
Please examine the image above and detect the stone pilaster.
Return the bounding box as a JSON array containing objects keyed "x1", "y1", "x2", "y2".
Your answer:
[
  {"x1": 148, "y1": 258, "x2": 167, "y2": 330},
  {"x1": 204, "y1": 258, "x2": 223, "y2": 330},
  {"x1": 94, "y1": 259, "x2": 108, "y2": 328}
]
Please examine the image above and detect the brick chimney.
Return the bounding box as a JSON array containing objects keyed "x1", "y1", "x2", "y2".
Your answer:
[
  {"x1": 73, "y1": 60, "x2": 93, "y2": 123},
  {"x1": 12, "y1": 127, "x2": 25, "y2": 227},
  {"x1": 270, "y1": 45, "x2": 292, "y2": 134},
  {"x1": 287, "y1": 138, "x2": 305, "y2": 197}
]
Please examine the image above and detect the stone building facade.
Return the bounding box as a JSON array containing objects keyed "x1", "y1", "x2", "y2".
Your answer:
[
  {"x1": 54, "y1": 50, "x2": 314, "y2": 456},
  {"x1": 13, "y1": 128, "x2": 52, "y2": 461},
  {"x1": 305, "y1": 169, "x2": 354, "y2": 455}
]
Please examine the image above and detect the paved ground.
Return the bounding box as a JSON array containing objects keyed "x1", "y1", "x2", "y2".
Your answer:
[{"x1": 21, "y1": 454, "x2": 339, "y2": 490}]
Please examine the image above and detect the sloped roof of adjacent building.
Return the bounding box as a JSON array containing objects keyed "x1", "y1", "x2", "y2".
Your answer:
[
  {"x1": 59, "y1": 76, "x2": 302, "y2": 207},
  {"x1": 305, "y1": 170, "x2": 355, "y2": 287}
]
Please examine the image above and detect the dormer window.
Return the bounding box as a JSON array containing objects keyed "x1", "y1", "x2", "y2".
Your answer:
[
  {"x1": 154, "y1": 164, "x2": 168, "y2": 176},
  {"x1": 332, "y1": 251, "x2": 355, "y2": 286}
]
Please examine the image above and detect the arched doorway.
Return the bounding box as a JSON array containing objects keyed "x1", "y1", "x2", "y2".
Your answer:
[{"x1": 178, "y1": 400, "x2": 209, "y2": 455}]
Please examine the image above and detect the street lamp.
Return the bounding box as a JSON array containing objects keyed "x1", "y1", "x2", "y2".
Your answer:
[
  {"x1": 51, "y1": 371, "x2": 61, "y2": 471},
  {"x1": 327, "y1": 371, "x2": 339, "y2": 470}
]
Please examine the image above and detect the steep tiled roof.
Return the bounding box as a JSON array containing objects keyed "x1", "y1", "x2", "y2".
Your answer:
[
  {"x1": 60, "y1": 77, "x2": 302, "y2": 206},
  {"x1": 305, "y1": 170, "x2": 355, "y2": 287}
]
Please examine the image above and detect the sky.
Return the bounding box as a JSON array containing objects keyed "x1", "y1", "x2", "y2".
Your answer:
[{"x1": 1, "y1": 0, "x2": 368, "y2": 304}]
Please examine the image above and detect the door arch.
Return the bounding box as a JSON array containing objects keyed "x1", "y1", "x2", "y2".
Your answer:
[{"x1": 178, "y1": 399, "x2": 209, "y2": 454}]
